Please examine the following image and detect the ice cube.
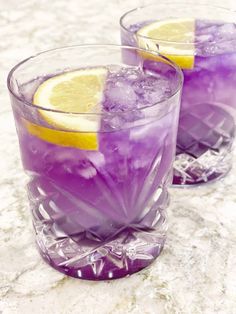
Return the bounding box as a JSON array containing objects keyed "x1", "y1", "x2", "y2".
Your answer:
[
  {"x1": 73, "y1": 159, "x2": 97, "y2": 179},
  {"x1": 201, "y1": 25, "x2": 219, "y2": 36},
  {"x1": 76, "y1": 166, "x2": 97, "y2": 179},
  {"x1": 133, "y1": 75, "x2": 170, "y2": 106},
  {"x1": 121, "y1": 67, "x2": 140, "y2": 81},
  {"x1": 105, "y1": 81, "x2": 137, "y2": 108},
  {"x1": 196, "y1": 34, "x2": 213, "y2": 44},
  {"x1": 200, "y1": 44, "x2": 220, "y2": 56},
  {"x1": 133, "y1": 76, "x2": 155, "y2": 94},
  {"x1": 127, "y1": 73, "x2": 138, "y2": 81},
  {"x1": 108, "y1": 64, "x2": 123, "y2": 73},
  {"x1": 103, "y1": 65, "x2": 172, "y2": 114},
  {"x1": 132, "y1": 158, "x2": 149, "y2": 170},
  {"x1": 109, "y1": 115, "x2": 123, "y2": 129},
  {"x1": 87, "y1": 151, "x2": 105, "y2": 168},
  {"x1": 217, "y1": 23, "x2": 236, "y2": 37},
  {"x1": 196, "y1": 22, "x2": 236, "y2": 55},
  {"x1": 47, "y1": 148, "x2": 84, "y2": 163},
  {"x1": 197, "y1": 55, "x2": 219, "y2": 71},
  {"x1": 144, "y1": 86, "x2": 170, "y2": 104}
]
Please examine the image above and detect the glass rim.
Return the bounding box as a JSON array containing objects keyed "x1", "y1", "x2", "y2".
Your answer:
[
  {"x1": 120, "y1": 2, "x2": 236, "y2": 46},
  {"x1": 7, "y1": 44, "x2": 183, "y2": 116}
]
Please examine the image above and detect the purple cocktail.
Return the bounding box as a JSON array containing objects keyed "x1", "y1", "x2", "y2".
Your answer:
[
  {"x1": 8, "y1": 45, "x2": 182, "y2": 280},
  {"x1": 120, "y1": 4, "x2": 236, "y2": 185}
]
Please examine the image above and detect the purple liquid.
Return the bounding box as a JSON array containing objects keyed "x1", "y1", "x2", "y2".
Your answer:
[
  {"x1": 121, "y1": 19, "x2": 236, "y2": 185},
  {"x1": 11, "y1": 66, "x2": 180, "y2": 279}
]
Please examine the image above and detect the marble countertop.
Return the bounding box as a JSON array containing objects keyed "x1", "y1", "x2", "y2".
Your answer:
[{"x1": 1, "y1": 0, "x2": 236, "y2": 313}]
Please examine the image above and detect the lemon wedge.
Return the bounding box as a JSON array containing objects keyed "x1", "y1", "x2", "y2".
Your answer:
[
  {"x1": 25, "y1": 121, "x2": 98, "y2": 150},
  {"x1": 137, "y1": 19, "x2": 195, "y2": 69},
  {"x1": 25, "y1": 67, "x2": 107, "y2": 150}
]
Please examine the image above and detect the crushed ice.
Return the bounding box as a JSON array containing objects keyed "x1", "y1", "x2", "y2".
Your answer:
[{"x1": 102, "y1": 66, "x2": 172, "y2": 112}]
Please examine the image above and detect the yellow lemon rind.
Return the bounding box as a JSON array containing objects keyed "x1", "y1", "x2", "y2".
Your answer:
[
  {"x1": 24, "y1": 119, "x2": 98, "y2": 150},
  {"x1": 137, "y1": 18, "x2": 195, "y2": 70}
]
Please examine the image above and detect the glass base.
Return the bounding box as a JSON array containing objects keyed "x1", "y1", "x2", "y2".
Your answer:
[
  {"x1": 173, "y1": 102, "x2": 235, "y2": 186},
  {"x1": 173, "y1": 164, "x2": 231, "y2": 186},
  {"x1": 30, "y1": 174, "x2": 169, "y2": 280},
  {"x1": 36, "y1": 228, "x2": 165, "y2": 280}
]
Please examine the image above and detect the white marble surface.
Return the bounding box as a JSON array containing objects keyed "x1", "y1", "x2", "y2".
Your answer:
[{"x1": 1, "y1": 0, "x2": 236, "y2": 313}]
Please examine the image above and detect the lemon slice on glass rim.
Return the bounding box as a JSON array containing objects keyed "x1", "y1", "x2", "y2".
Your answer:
[
  {"x1": 137, "y1": 18, "x2": 195, "y2": 69},
  {"x1": 25, "y1": 67, "x2": 107, "y2": 150}
]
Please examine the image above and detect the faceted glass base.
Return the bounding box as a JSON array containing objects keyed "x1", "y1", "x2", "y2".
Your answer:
[
  {"x1": 173, "y1": 103, "x2": 235, "y2": 186},
  {"x1": 36, "y1": 228, "x2": 166, "y2": 280},
  {"x1": 173, "y1": 152, "x2": 232, "y2": 186},
  {"x1": 30, "y1": 172, "x2": 170, "y2": 280}
]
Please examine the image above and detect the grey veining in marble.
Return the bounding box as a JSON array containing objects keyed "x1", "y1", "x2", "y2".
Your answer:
[{"x1": 0, "y1": 0, "x2": 236, "y2": 313}]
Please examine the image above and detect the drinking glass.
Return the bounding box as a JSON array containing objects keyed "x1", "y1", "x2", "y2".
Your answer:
[
  {"x1": 120, "y1": 3, "x2": 236, "y2": 185},
  {"x1": 8, "y1": 44, "x2": 182, "y2": 280}
]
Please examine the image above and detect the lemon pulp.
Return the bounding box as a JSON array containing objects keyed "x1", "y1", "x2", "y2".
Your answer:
[
  {"x1": 25, "y1": 67, "x2": 107, "y2": 150},
  {"x1": 137, "y1": 18, "x2": 195, "y2": 69}
]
